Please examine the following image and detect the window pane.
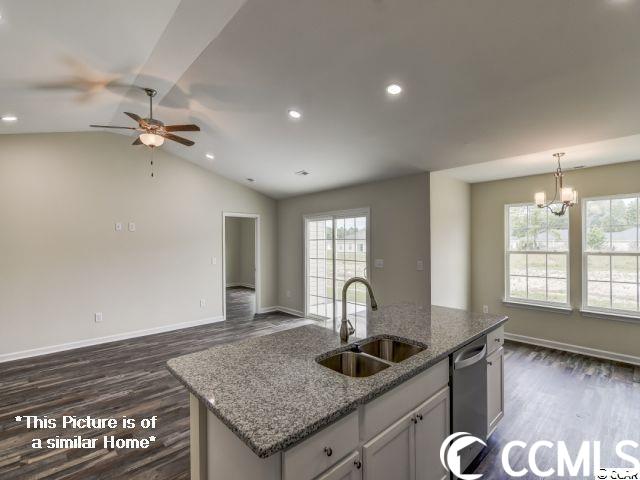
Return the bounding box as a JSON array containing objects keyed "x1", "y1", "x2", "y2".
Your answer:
[
  {"x1": 586, "y1": 227, "x2": 610, "y2": 252},
  {"x1": 345, "y1": 218, "x2": 355, "y2": 239},
  {"x1": 509, "y1": 254, "x2": 526, "y2": 276},
  {"x1": 611, "y1": 197, "x2": 637, "y2": 226},
  {"x1": 587, "y1": 255, "x2": 610, "y2": 281},
  {"x1": 509, "y1": 206, "x2": 528, "y2": 229},
  {"x1": 612, "y1": 256, "x2": 638, "y2": 283},
  {"x1": 528, "y1": 206, "x2": 547, "y2": 228},
  {"x1": 588, "y1": 281, "x2": 611, "y2": 308},
  {"x1": 548, "y1": 278, "x2": 567, "y2": 304},
  {"x1": 527, "y1": 277, "x2": 546, "y2": 301},
  {"x1": 509, "y1": 229, "x2": 527, "y2": 251},
  {"x1": 336, "y1": 219, "x2": 345, "y2": 239},
  {"x1": 527, "y1": 254, "x2": 546, "y2": 277},
  {"x1": 548, "y1": 228, "x2": 568, "y2": 252},
  {"x1": 356, "y1": 217, "x2": 366, "y2": 239},
  {"x1": 547, "y1": 254, "x2": 566, "y2": 278},
  {"x1": 612, "y1": 283, "x2": 638, "y2": 311},
  {"x1": 586, "y1": 200, "x2": 610, "y2": 228},
  {"x1": 527, "y1": 230, "x2": 547, "y2": 251},
  {"x1": 510, "y1": 276, "x2": 527, "y2": 299},
  {"x1": 611, "y1": 226, "x2": 637, "y2": 252}
]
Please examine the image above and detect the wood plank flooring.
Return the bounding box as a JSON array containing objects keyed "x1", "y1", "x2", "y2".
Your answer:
[
  {"x1": 0, "y1": 289, "x2": 313, "y2": 480},
  {"x1": 1, "y1": 292, "x2": 638, "y2": 479},
  {"x1": 472, "y1": 342, "x2": 640, "y2": 479}
]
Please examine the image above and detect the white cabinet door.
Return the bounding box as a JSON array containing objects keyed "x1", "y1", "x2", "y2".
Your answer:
[
  {"x1": 487, "y1": 346, "x2": 504, "y2": 437},
  {"x1": 316, "y1": 450, "x2": 363, "y2": 480},
  {"x1": 362, "y1": 410, "x2": 415, "y2": 480},
  {"x1": 414, "y1": 387, "x2": 449, "y2": 480}
]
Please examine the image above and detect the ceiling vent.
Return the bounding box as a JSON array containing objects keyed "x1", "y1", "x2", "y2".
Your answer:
[{"x1": 295, "y1": 170, "x2": 310, "y2": 176}]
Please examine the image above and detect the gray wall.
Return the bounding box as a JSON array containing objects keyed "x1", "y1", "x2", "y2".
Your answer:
[
  {"x1": 225, "y1": 217, "x2": 255, "y2": 287},
  {"x1": 471, "y1": 160, "x2": 640, "y2": 358},
  {"x1": 430, "y1": 172, "x2": 471, "y2": 309},
  {"x1": 277, "y1": 173, "x2": 431, "y2": 313},
  {"x1": 0, "y1": 132, "x2": 277, "y2": 356}
]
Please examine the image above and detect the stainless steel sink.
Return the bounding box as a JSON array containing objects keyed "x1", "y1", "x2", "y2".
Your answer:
[
  {"x1": 358, "y1": 338, "x2": 425, "y2": 363},
  {"x1": 318, "y1": 351, "x2": 390, "y2": 377}
]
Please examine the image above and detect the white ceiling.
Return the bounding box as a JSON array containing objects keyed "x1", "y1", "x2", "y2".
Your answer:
[{"x1": 2, "y1": 0, "x2": 640, "y2": 197}]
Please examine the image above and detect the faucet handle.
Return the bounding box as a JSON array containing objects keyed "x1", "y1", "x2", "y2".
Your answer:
[{"x1": 347, "y1": 319, "x2": 355, "y2": 335}]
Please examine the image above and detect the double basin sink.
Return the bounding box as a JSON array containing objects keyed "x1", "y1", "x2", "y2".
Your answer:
[{"x1": 317, "y1": 338, "x2": 426, "y2": 378}]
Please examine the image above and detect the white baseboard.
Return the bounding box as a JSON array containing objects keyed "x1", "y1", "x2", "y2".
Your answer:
[
  {"x1": 504, "y1": 332, "x2": 640, "y2": 366},
  {"x1": 257, "y1": 305, "x2": 304, "y2": 317},
  {"x1": 0, "y1": 315, "x2": 225, "y2": 364},
  {"x1": 226, "y1": 283, "x2": 255, "y2": 289}
]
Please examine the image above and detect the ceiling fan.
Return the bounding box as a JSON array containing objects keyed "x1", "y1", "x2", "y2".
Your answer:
[{"x1": 90, "y1": 88, "x2": 200, "y2": 147}]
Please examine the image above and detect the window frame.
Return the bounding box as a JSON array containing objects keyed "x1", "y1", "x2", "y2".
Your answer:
[
  {"x1": 504, "y1": 203, "x2": 571, "y2": 309},
  {"x1": 581, "y1": 193, "x2": 640, "y2": 320}
]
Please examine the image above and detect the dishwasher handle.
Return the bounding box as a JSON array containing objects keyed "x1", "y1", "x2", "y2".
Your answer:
[{"x1": 454, "y1": 344, "x2": 487, "y2": 370}]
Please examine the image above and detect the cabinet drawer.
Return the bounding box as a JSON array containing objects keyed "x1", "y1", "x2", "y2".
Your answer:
[
  {"x1": 360, "y1": 359, "x2": 448, "y2": 441},
  {"x1": 487, "y1": 326, "x2": 504, "y2": 354},
  {"x1": 283, "y1": 412, "x2": 359, "y2": 480}
]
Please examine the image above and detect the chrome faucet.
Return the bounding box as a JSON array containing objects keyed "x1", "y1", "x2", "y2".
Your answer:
[{"x1": 340, "y1": 277, "x2": 378, "y2": 343}]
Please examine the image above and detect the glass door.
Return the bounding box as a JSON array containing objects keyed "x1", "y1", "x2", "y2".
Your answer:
[{"x1": 305, "y1": 210, "x2": 369, "y2": 333}]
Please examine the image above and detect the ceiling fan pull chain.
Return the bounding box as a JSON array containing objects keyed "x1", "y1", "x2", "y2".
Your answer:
[{"x1": 150, "y1": 148, "x2": 155, "y2": 178}]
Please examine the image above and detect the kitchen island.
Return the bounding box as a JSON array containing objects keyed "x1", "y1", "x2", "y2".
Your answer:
[{"x1": 167, "y1": 304, "x2": 507, "y2": 480}]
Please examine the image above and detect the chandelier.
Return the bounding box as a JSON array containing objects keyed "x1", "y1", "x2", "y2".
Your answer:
[{"x1": 534, "y1": 152, "x2": 577, "y2": 217}]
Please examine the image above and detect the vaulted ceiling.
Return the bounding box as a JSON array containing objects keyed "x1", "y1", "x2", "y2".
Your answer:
[{"x1": 2, "y1": 0, "x2": 640, "y2": 196}]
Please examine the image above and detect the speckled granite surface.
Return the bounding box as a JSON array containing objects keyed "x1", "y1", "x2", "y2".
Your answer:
[{"x1": 167, "y1": 304, "x2": 507, "y2": 458}]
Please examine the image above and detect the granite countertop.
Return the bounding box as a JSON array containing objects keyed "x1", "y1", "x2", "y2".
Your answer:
[{"x1": 167, "y1": 304, "x2": 507, "y2": 458}]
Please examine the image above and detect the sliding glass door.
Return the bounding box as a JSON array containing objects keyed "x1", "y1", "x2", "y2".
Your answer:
[{"x1": 305, "y1": 209, "x2": 369, "y2": 333}]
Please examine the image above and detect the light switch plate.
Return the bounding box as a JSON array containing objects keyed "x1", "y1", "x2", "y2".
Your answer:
[
  {"x1": 94, "y1": 312, "x2": 103, "y2": 323},
  {"x1": 200, "y1": 299, "x2": 206, "y2": 308},
  {"x1": 211, "y1": 256, "x2": 217, "y2": 265},
  {"x1": 128, "y1": 222, "x2": 136, "y2": 232},
  {"x1": 483, "y1": 305, "x2": 489, "y2": 314},
  {"x1": 115, "y1": 222, "x2": 123, "y2": 232},
  {"x1": 416, "y1": 259, "x2": 424, "y2": 271},
  {"x1": 374, "y1": 259, "x2": 384, "y2": 268}
]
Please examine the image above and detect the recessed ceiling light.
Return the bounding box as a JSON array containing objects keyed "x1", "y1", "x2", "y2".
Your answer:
[
  {"x1": 206, "y1": 153, "x2": 215, "y2": 160},
  {"x1": 288, "y1": 109, "x2": 302, "y2": 120},
  {"x1": 1, "y1": 115, "x2": 18, "y2": 122},
  {"x1": 246, "y1": 178, "x2": 255, "y2": 183},
  {"x1": 386, "y1": 84, "x2": 403, "y2": 95},
  {"x1": 295, "y1": 170, "x2": 310, "y2": 176}
]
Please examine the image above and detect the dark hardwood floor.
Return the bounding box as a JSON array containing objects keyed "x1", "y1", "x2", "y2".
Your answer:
[
  {"x1": 225, "y1": 287, "x2": 256, "y2": 321},
  {"x1": 473, "y1": 342, "x2": 640, "y2": 479},
  {"x1": 0, "y1": 293, "x2": 313, "y2": 480},
  {"x1": 1, "y1": 293, "x2": 638, "y2": 480}
]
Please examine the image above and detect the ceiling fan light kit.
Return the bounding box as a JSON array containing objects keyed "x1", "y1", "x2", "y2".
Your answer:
[{"x1": 534, "y1": 152, "x2": 577, "y2": 217}]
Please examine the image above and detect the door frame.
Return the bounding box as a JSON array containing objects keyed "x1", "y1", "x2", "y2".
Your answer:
[
  {"x1": 222, "y1": 212, "x2": 260, "y2": 320},
  {"x1": 303, "y1": 207, "x2": 371, "y2": 329}
]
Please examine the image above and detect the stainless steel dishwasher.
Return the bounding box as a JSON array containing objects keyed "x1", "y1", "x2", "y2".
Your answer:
[{"x1": 451, "y1": 335, "x2": 488, "y2": 473}]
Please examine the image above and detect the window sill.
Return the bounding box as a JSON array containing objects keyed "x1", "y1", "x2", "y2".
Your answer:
[
  {"x1": 502, "y1": 300, "x2": 573, "y2": 314},
  {"x1": 580, "y1": 309, "x2": 640, "y2": 324}
]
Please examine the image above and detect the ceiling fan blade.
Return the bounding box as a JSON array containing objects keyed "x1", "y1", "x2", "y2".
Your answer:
[
  {"x1": 124, "y1": 112, "x2": 143, "y2": 124},
  {"x1": 162, "y1": 133, "x2": 195, "y2": 146},
  {"x1": 90, "y1": 124, "x2": 137, "y2": 130},
  {"x1": 164, "y1": 124, "x2": 200, "y2": 132},
  {"x1": 132, "y1": 137, "x2": 142, "y2": 145}
]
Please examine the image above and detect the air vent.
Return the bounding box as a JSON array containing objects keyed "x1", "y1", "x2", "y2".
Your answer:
[{"x1": 295, "y1": 170, "x2": 310, "y2": 176}]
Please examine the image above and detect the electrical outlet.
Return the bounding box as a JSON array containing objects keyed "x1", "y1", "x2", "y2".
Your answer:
[
  {"x1": 200, "y1": 299, "x2": 206, "y2": 308},
  {"x1": 94, "y1": 312, "x2": 103, "y2": 323},
  {"x1": 416, "y1": 259, "x2": 424, "y2": 271},
  {"x1": 482, "y1": 305, "x2": 489, "y2": 314},
  {"x1": 374, "y1": 259, "x2": 384, "y2": 268}
]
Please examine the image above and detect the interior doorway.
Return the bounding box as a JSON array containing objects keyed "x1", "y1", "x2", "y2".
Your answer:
[{"x1": 222, "y1": 213, "x2": 260, "y2": 321}]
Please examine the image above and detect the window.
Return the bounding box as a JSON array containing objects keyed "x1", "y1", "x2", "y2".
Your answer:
[
  {"x1": 505, "y1": 204, "x2": 570, "y2": 307},
  {"x1": 305, "y1": 209, "x2": 369, "y2": 334},
  {"x1": 583, "y1": 194, "x2": 640, "y2": 317}
]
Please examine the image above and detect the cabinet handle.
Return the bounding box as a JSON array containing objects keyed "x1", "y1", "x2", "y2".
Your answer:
[
  {"x1": 411, "y1": 416, "x2": 417, "y2": 424},
  {"x1": 488, "y1": 361, "x2": 493, "y2": 366},
  {"x1": 324, "y1": 446, "x2": 333, "y2": 457},
  {"x1": 416, "y1": 413, "x2": 423, "y2": 421},
  {"x1": 495, "y1": 338, "x2": 501, "y2": 342},
  {"x1": 354, "y1": 460, "x2": 362, "y2": 469}
]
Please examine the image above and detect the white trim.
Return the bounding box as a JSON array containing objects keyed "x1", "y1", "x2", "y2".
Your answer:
[
  {"x1": 0, "y1": 316, "x2": 225, "y2": 363},
  {"x1": 502, "y1": 300, "x2": 573, "y2": 314},
  {"x1": 504, "y1": 332, "x2": 640, "y2": 366},
  {"x1": 222, "y1": 212, "x2": 261, "y2": 321},
  {"x1": 303, "y1": 207, "x2": 371, "y2": 328},
  {"x1": 504, "y1": 203, "x2": 571, "y2": 309},
  {"x1": 580, "y1": 308, "x2": 640, "y2": 323}
]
